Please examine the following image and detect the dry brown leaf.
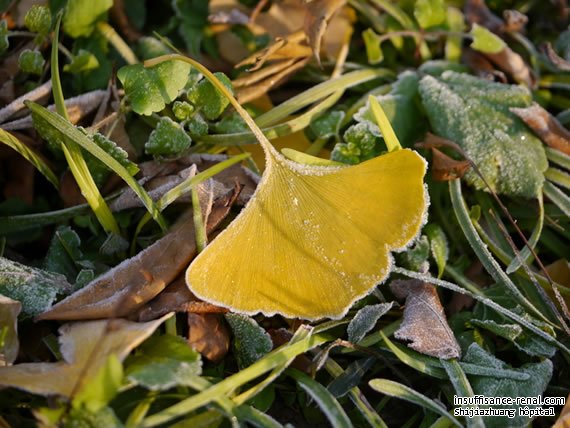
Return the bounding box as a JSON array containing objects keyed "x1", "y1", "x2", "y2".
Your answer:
[
  {"x1": 553, "y1": 393, "x2": 570, "y2": 428},
  {"x1": 464, "y1": 0, "x2": 504, "y2": 33},
  {"x1": 430, "y1": 147, "x2": 471, "y2": 181},
  {"x1": 0, "y1": 294, "x2": 21, "y2": 366},
  {"x1": 303, "y1": 0, "x2": 346, "y2": 65},
  {"x1": 0, "y1": 314, "x2": 171, "y2": 397},
  {"x1": 483, "y1": 47, "x2": 534, "y2": 87},
  {"x1": 0, "y1": 81, "x2": 52, "y2": 124},
  {"x1": 502, "y1": 10, "x2": 527, "y2": 32},
  {"x1": 511, "y1": 103, "x2": 570, "y2": 156},
  {"x1": 461, "y1": 48, "x2": 507, "y2": 82},
  {"x1": 188, "y1": 313, "x2": 230, "y2": 362},
  {"x1": 390, "y1": 279, "x2": 461, "y2": 359},
  {"x1": 1, "y1": 90, "x2": 107, "y2": 131},
  {"x1": 37, "y1": 186, "x2": 241, "y2": 321}
]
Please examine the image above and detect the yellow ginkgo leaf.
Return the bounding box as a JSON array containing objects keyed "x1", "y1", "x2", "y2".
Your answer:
[{"x1": 144, "y1": 55, "x2": 428, "y2": 320}]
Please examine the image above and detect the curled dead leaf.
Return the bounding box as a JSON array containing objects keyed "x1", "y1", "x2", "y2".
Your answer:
[
  {"x1": 37, "y1": 185, "x2": 240, "y2": 321},
  {"x1": 462, "y1": 48, "x2": 507, "y2": 82},
  {"x1": 543, "y1": 42, "x2": 570, "y2": 71},
  {"x1": 0, "y1": 295, "x2": 21, "y2": 366},
  {"x1": 483, "y1": 47, "x2": 534, "y2": 87},
  {"x1": 465, "y1": 0, "x2": 504, "y2": 33},
  {"x1": 390, "y1": 278, "x2": 461, "y2": 359},
  {"x1": 188, "y1": 313, "x2": 230, "y2": 362},
  {"x1": 430, "y1": 147, "x2": 471, "y2": 181},
  {"x1": 303, "y1": 0, "x2": 347, "y2": 65},
  {"x1": 511, "y1": 103, "x2": 570, "y2": 156},
  {"x1": 0, "y1": 314, "x2": 171, "y2": 397}
]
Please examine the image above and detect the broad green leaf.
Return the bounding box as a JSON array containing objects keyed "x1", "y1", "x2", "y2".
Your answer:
[
  {"x1": 187, "y1": 72, "x2": 233, "y2": 120},
  {"x1": 126, "y1": 334, "x2": 202, "y2": 391},
  {"x1": 18, "y1": 49, "x2": 45, "y2": 75},
  {"x1": 43, "y1": 225, "x2": 83, "y2": 283},
  {"x1": 414, "y1": 0, "x2": 446, "y2": 29},
  {"x1": 63, "y1": 49, "x2": 99, "y2": 73},
  {"x1": 0, "y1": 257, "x2": 72, "y2": 317},
  {"x1": 147, "y1": 54, "x2": 427, "y2": 320},
  {"x1": 424, "y1": 224, "x2": 449, "y2": 278},
  {"x1": 136, "y1": 36, "x2": 171, "y2": 61},
  {"x1": 186, "y1": 113, "x2": 209, "y2": 137},
  {"x1": 24, "y1": 5, "x2": 51, "y2": 35},
  {"x1": 362, "y1": 28, "x2": 384, "y2": 64},
  {"x1": 63, "y1": 0, "x2": 113, "y2": 38},
  {"x1": 463, "y1": 343, "x2": 553, "y2": 428},
  {"x1": 420, "y1": 72, "x2": 547, "y2": 198},
  {"x1": 0, "y1": 128, "x2": 59, "y2": 189},
  {"x1": 347, "y1": 303, "x2": 394, "y2": 343},
  {"x1": 0, "y1": 294, "x2": 21, "y2": 365},
  {"x1": 470, "y1": 23, "x2": 506, "y2": 54},
  {"x1": 0, "y1": 19, "x2": 8, "y2": 54},
  {"x1": 73, "y1": 354, "x2": 123, "y2": 412},
  {"x1": 117, "y1": 60, "x2": 191, "y2": 116},
  {"x1": 225, "y1": 314, "x2": 272, "y2": 369},
  {"x1": 369, "y1": 378, "x2": 462, "y2": 427},
  {"x1": 145, "y1": 116, "x2": 192, "y2": 157},
  {"x1": 0, "y1": 314, "x2": 171, "y2": 397},
  {"x1": 355, "y1": 71, "x2": 423, "y2": 148}
]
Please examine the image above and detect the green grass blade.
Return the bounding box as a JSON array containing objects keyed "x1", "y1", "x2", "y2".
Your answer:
[
  {"x1": 234, "y1": 406, "x2": 283, "y2": 428},
  {"x1": 368, "y1": 379, "x2": 462, "y2": 427},
  {"x1": 441, "y1": 359, "x2": 485, "y2": 428},
  {"x1": 546, "y1": 147, "x2": 570, "y2": 170},
  {"x1": 26, "y1": 102, "x2": 167, "y2": 232},
  {"x1": 286, "y1": 368, "x2": 353, "y2": 428},
  {"x1": 200, "y1": 91, "x2": 343, "y2": 146},
  {"x1": 394, "y1": 267, "x2": 570, "y2": 356},
  {"x1": 545, "y1": 167, "x2": 570, "y2": 190},
  {"x1": 141, "y1": 331, "x2": 331, "y2": 427},
  {"x1": 324, "y1": 358, "x2": 388, "y2": 428},
  {"x1": 191, "y1": 187, "x2": 207, "y2": 252},
  {"x1": 544, "y1": 181, "x2": 570, "y2": 217},
  {"x1": 368, "y1": 95, "x2": 401, "y2": 152},
  {"x1": 506, "y1": 193, "x2": 544, "y2": 273},
  {"x1": 255, "y1": 69, "x2": 393, "y2": 127},
  {"x1": 49, "y1": 13, "x2": 120, "y2": 234},
  {"x1": 0, "y1": 128, "x2": 59, "y2": 189},
  {"x1": 449, "y1": 179, "x2": 548, "y2": 323}
]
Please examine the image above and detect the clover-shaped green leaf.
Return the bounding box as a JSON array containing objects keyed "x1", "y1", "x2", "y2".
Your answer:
[
  {"x1": 18, "y1": 49, "x2": 45, "y2": 75},
  {"x1": 145, "y1": 116, "x2": 192, "y2": 157},
  {"x1": 187, "y1": 72, "x2": 233, "y2": 120},
  {"x1": 24, "y1": 5, "x2": 51, "y2": 35},
  {"x1": 63, "y1": 0, "x2": 113, "y2": 38},
  {"x1": 117, "y1": 60, "x2": 191, "y2": 115},
  {"x1": 63, "y1": 49, "x2": 99, "y2": 73}
]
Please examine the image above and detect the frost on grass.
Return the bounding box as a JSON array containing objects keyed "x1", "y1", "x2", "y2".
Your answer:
[
  {"x1": 0, "y1": 257, "x2": 72, "y2": 317},
  {"x1": 126, "y1": 334, "x2": 202, "y2": 391},
  {"x1": 225, "y1": 313, "x2": 272, "y2": 369},
  {"x1": 463, "y1": 343, "x2": 553, "y2": 428},
  {"x1": 347, "y1": 302, "x2": 394, "y2": 343},
  {"x1": 419, "y1": 71, "x2": 547, "y2": 198}
]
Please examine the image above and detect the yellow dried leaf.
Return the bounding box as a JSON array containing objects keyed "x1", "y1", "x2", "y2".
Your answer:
[{"x1": 146, "y1": 55, "x2": 428, "y2": 321}]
